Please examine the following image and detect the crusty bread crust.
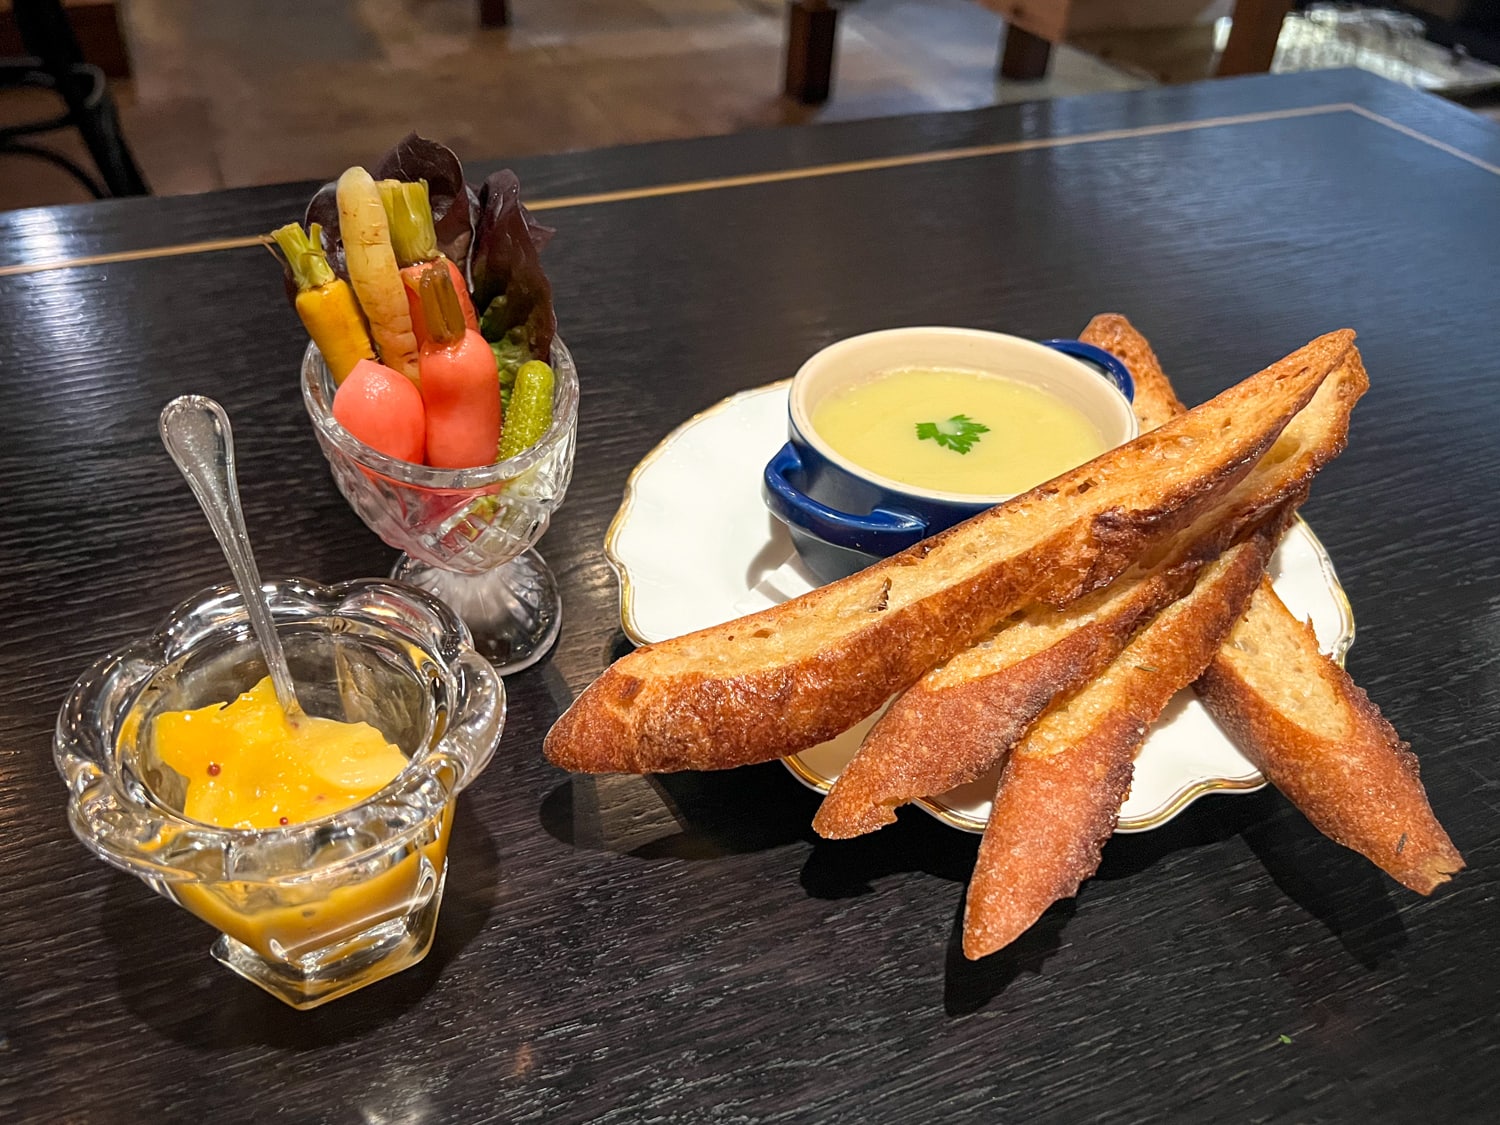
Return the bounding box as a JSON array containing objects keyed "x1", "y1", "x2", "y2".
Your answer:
[
  {"x1": 963, "y1": 523, "x2": 1280, "y2": 960},
  {"x1": 1085, "y1": 315, "x2": 1463, "y2": 894},
  {"x1": 546, "y1": 332, "x2": 1354, "y2": 773},
  {"x1": 811, "y1": 579, "x2": 1182, "y2": 839},
  {"x1": 812, "y1": 344, "x2": 1367, "y2": 837},
  {"x1": 1197, "y1": 586, "x2": 1464, "y2": 893},
  {"x1": 1081, "y1": 313, "x2": 1185, "y2": 429}
]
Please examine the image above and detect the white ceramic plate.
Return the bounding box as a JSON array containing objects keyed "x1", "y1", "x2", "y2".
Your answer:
[{"x1": 604, "y1": 381, "x2": 1355, "y2": 832}]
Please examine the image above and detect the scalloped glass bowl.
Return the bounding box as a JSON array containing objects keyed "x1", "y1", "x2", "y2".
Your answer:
[
  {"x1": 301, "y1": 339, "x2": 579, "y2": 674},
  {"x1": 54, "y1": 578, "x2": 505, "y2": 1010}
]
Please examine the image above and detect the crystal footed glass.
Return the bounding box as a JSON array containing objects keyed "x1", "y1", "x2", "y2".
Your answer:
[
  {"x1": 302, "y1": 340, "x2": 579, "y2": 674},
  {"x1": 55, "y1": 578, "x2": 505, "y2": 1010}
]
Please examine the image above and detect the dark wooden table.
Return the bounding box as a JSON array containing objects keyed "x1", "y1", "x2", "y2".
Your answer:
[{"x1": 2, "y1": 69, "x2": 1497, "y2": 1122}]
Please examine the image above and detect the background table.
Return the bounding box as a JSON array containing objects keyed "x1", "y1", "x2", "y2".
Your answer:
[{"x1": 2, "y1": 69, "x2": 1497, "y2": 1123}]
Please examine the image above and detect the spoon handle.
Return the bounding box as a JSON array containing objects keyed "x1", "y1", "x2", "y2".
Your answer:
[{"x1": 159, "y1": 395, "x2": 303, "y2": 718}]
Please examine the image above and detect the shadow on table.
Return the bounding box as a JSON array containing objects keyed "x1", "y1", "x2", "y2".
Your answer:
[
  {"x1": 856, "y1": 793, "x2": 1262, "y2": 1012},
  {"x1": 944, "y1": 894, "x2": 1078, "y2": 1017},
  {"x1": 604, "y1": 629, "x2": 636, "y2": 666},
  {"x1": 941, "y1": 788, "x2": 1408, "y2": 1013},
  {"x1": 1092, "y1": 787, "x2": 1278, "y2": 881},
  {"x1": 1098, "y1": 786, "x2": 1406, "y2": 967},
  {"x1": 540, "y1": 761, "x2": 822, "y2": 859},
  {"x1": 799, "y1": 806, "x2": 979, "y2": 897},
  {"x1": 538, "y1": 753, "x2": 980, "y2": 882},
  {"x1": 796, "y1": 805, "x2": 1078, "y2": 1017},
  {"x1": 101, "y1": 796, "x2": 500, "y2": 1049},
  {"x1": 938, "y1": 794, "x2": 1274, "y2": 1013},
  {"x1": 1093, "y1": 789, "x2": 1405, "y2": 968},
  {"x1": 538, "y1": 743, "x2": 1404, "y2": 1011},
  {"x1": 1239, "y1": 800, "x2": 1407, "y2": 968}
]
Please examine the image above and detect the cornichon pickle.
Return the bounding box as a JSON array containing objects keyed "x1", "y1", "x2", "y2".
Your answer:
[{"x1": 498, "y1": 360, "x2": 555, "y2": 460}]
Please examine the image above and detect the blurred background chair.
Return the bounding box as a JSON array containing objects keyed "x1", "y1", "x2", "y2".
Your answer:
[
  {"x1": 2, "y1": 2, "x2": 1495, "y2": 210},
  {"x1": 0, "y1": 0, "x2": 146, "y2": 197}
]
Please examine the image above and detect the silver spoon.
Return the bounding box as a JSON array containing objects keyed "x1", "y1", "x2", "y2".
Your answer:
[{"x1": 160, "y1": 395, "x2": 304, "y2": 721}]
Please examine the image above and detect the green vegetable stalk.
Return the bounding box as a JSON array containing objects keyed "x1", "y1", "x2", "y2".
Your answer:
[
  {"x1": 379, "y1": 179, "x2": 439, "y2": 266},
  {"x1": 488, "y1": 321, "x2": 532, "y2": 412}
]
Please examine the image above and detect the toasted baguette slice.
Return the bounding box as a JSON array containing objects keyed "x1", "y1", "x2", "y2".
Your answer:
[
  {"x1": 812, "y1": 343, "x2": 1368, "y2": 837},
  {"x1": 811, "y1": 558, "x2": 1202, "y2": 839},
  {"x1": 963, "y1": 521, "x2": 1281, "y2": 960},
  {"x1": 1197, "y1": 589, "x2": 1464, "y2": 893},
  {"x1": 1081, "y1": 313, "x2": 1185, "y2": 429},
  {"x1": 546, "y1": 332, "x2": 1354, "y2": 774},
  {"x1": 1084, "y1": 314, "x2": 1463, "y2": 894}
]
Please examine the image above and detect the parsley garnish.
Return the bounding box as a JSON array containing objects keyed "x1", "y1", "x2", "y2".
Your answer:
[{"x1": 916, "y1": 414, "x2": 989, "y2": 455}]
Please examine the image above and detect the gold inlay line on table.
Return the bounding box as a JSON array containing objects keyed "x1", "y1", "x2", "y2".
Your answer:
[{"x1": 2, "y1": 101, "x2": 1492, "y2": 280}]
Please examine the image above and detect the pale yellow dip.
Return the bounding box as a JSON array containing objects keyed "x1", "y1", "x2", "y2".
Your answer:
[
  {"x1": 151, "y1": 676, "x2": 447, "y2": 961},
  {"x1": 153, "y1": 676, "x2": 407, "y2": 830},
  {"x1": 810, "y1": 367, "x2": 1106, "y2": 495}
]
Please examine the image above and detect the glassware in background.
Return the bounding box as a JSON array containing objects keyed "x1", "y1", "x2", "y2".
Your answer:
[
  {"x1": 302, "y1": 340, "x2": 579, "y2": 674},
  {"x1": 55, "y1": 579, "x2": 505, "y2": 1010}
]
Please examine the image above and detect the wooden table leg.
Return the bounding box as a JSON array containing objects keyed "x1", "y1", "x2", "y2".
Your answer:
[
  {"x1": 784, "y1": 0, "x2": 839, "y2": 105},
  {"x1": 1000, "y1": 24, "x2": 1053, "y2": 80},
  {"x1": 1216, "y1": 0, "x2": 1292, "y2": 76},
  {"x1": 479, "y1": 0, "x2": 510, "y2": 28}
]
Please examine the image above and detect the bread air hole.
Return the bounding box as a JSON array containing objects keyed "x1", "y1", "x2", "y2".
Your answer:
[
  {"x1": 896, "y1": 542, "x2": 934, "y2": 565},
  {"x1": 1264, "y1": 439, "x2": 1302, "y2": 465},
  {"x1": 752, "y1": 627, "x2": 774, "y2": 639}
]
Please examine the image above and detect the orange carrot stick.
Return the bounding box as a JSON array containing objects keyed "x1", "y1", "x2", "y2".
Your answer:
[
  {"x1": 382, "y1": 179, "x2": 477, "y2": 349},
  {"x1": 332, "y1": 358, "x2": 427, "y2": 464},
  {"x1": 415, "y1": 264, "x2": 501, "y2": 469}
]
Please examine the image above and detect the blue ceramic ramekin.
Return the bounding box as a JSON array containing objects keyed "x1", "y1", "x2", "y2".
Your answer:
[{"x1": 762, "y1": 327, "x2": 1138, "y2": 582}]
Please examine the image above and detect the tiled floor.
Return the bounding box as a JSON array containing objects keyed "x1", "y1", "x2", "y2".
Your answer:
[
  {"x1": 3, "y1": 1, "x2": 1495, "y2": 213},
  {"x1": 0, "y1": 0, "x2": 1147, "y2": 210}
]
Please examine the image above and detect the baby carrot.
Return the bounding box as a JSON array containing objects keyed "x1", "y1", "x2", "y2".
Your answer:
[
  {"x1": 380, "y1": 178, "x2": 477, "y2": 348},
  {"x1": 333, "y1": 358, "x2": 427, "y2": 463},
  {"x1": 415, "y1": 263, "x2": 501, "y2": 469},
  {"x1": 337, "y1": 166, "x2": 420, "y2": 383},
  {"x1": 271, "y1": 222, "x2": 374, "y2": 384}
]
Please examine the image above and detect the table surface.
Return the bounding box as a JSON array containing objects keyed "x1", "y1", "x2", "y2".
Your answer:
[{"x1": 2, "y1": 69, "x2": 1497, "y2": 1123}]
